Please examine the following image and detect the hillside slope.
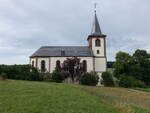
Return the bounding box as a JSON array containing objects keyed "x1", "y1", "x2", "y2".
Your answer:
[{"x1": 0, "y1": 80, "x2": 150, "y2": 113}]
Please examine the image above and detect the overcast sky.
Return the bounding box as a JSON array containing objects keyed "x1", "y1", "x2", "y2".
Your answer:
[{"x1": 0, "y1": 0, "x2": 150, "y2": 64}]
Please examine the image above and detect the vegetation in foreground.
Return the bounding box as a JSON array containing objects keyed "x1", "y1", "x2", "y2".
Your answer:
[{"x1": 0, "y1": 80, "x2": 150, "y2": 113}]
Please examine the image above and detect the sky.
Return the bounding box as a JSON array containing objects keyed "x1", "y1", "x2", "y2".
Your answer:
[{"x1": 0, "y1": 0, "x2": 150, "y2": 64}]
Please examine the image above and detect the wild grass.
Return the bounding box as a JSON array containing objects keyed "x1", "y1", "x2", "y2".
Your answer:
[
  {"x1": 79, "y1": 86, "x2": 150, "y2": 113},
  {"x1": 0, "y1": 80, "x2": 150, "y2": 113}
]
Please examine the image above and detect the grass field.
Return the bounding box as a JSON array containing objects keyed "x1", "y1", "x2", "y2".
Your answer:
[{"x1": 0, "y1": 80, "x2": 150, "y2": 113}]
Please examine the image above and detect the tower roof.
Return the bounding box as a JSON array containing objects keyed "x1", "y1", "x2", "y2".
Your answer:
[{"x1": 88, "y1": 10, "x2": 106, "y2": 39}]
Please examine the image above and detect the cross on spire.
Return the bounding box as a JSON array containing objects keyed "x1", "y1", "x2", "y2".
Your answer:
[{"x1": 94, "y1": 3, "x2": 97, "y2": 13}]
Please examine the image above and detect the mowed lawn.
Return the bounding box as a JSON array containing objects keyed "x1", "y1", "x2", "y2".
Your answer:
[{"x1": 0, "y1": 80, "x2": 150, "y2": 113}]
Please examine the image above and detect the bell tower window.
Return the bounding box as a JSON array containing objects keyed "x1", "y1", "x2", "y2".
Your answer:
[{"x1": 95, "y1": 39, "x2": 101, "y2": 47}]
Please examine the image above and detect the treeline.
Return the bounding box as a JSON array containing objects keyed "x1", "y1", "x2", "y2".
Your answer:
[
  {"x1": 107, "y1": 61, "x2": 115, "y2": 68},
  {"x1": 0, "y1": 64, "x2": 99, "y2": 86},
  {"x1": 114, "y1": 49, "x2": 150, "y2": 87},
  {"x1": 0, "y1": 65, "x2": 43, "y2": 81},
  {"x1": 103, "y1": 49, "x2": 150, "y2": 88}
]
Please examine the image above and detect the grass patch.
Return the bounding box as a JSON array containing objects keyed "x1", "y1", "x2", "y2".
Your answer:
[
  {"x1": 132, "y1": 87, "x2": 150, "y2": 92},
  {"x1": 0, "y1": 80, "x2": 150, "y2": 113}
]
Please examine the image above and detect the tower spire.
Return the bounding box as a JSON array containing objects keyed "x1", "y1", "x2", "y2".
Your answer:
[{"x1": 88, "y1": 3, "x2": 106, "y2": 38}]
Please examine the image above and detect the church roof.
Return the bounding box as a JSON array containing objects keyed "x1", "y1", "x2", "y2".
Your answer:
[
  {"x1": 30, "y1": 46, "x2": 94, "y2": 57},
  {"x1": 88, "y1": 12, "x2": 106, "y2": 38}
]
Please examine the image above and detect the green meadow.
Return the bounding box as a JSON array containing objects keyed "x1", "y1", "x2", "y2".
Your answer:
[{"x1": 0, "y1": 80, "x2": 150, "y2": 113}]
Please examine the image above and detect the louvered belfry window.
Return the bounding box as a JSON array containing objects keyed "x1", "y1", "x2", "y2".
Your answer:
[{"x1": 95, "y1": 39, "x2": 101, "y2": 47}]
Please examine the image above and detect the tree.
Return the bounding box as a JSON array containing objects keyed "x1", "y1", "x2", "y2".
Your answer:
[
  {"x1": 113, "y1": 51, "x2": 132, "y2": 78},
  {"x1": 61, "y1": 57, "x2": 86, "y2": 83},
  {"x1": 132, "y1": 50, "x2": 150, "y2": 85},
  {"x1": 101, "y1": 72, "x2": 114, "y2": 87}
]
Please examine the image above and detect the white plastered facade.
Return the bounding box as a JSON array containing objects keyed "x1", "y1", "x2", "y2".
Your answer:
[{"x1": 30, "y1": 57, "x2": 94, "y2": 73}]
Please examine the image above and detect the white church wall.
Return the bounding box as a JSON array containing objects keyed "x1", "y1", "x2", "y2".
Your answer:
[
  {"x1": 79, "y1": 57, "x2": 94, "y2": 72},
  {"x1": 36, "y1": 58, "x2": 50, "y2": 72},
  {"x1": 92, "y1": 38, "x2": 105, "y2": 57},
  {"x1": 30, "y1": 58, "x2": 36, "y2": 67},
  {"x1": 94, "y1": 57, "x2": 106, "y2": 72},
  {"x1": 50, "y1": 57, "x2": 68, "y2": 73},
  {"x1": 50, "y1": 57, "x2": 94, "y2": 73}
]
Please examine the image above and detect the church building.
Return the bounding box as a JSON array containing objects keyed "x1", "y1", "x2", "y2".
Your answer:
[{"x1": 30, "y1": 10, "x2": 107, "y2": 84}]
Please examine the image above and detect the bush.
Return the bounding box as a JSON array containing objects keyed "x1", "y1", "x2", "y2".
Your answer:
[
  {"x1": 79, "y1": 72, "x2": 99, "y2": 86},
  {"x1": 51, "y1": 69, "x2": 64, "y2": 83},
  {"x1": 41, "y1": 73, "x2": 52, "y2": 82},
  {"x1": 119, "y1": 74, "x2": 145, "y2": 88},
  {"x1": 0, "y1": 72, "x2": 7, "y2": 80},
  {"x1": 101, "y1": 72, "x2": 115, "y2": 87}
]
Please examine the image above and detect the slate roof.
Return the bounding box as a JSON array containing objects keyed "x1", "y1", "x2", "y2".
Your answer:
[
  {"x1": 30, "y1": 46, "x2": 94, "y2": 57},
  {"x1": 88, "y1": 12, "x2": 106, "y2": 38}
]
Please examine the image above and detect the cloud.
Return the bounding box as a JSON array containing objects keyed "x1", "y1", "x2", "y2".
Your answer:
[{"x1": 0, "y1": 0, "x2": 150, "y2": 64}]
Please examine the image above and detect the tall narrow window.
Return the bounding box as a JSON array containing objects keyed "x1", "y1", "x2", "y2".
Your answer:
[
  {"x1": 32, "y1": 61, "x2": 34, "y2": 67},
  {"x1": 97, "y1": 50, "x2": 100, "y2": 54},
  {"x1": 56, "y1": 60, "x2": 61, "y2": 70},
  {"x1": 41, "y1": 60, "x2": 46, "y2": 72},
  {"x1": 83, "y1": 60, "x2": 87, "y2": 72},
  {"x1": 95, "y1": 39, "x2": 101, "y2": 47}
]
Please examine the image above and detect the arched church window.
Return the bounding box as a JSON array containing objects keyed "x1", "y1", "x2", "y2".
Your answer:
[
  {"x1": 41, "y1": 60, "x2": 46, "y2": 72},
  {"x1": 56, "y1": 60, "x2": 61, "y2": 70},
  {"x1": 95, "y1": 39, "x2": 101, "y2": 47},
  {"x1": 97, "y1": 50, "x2": 100, "y2": 54},
  {"x1": 83, "y1": 60, "x2": 87, "y2": 72},
  {"x1": 32, "y1": 61, "x2": 34, "y2": 67}
]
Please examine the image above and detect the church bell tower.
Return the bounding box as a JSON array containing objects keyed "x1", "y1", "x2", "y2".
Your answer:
[{"x1": 87, "y1": 5, "x2": 107, "y2": 73}]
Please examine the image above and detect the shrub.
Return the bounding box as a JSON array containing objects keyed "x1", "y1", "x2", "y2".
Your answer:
[
  {"x1": 51, "y1": 69, "x2": 64, "y2": 83},
  {"x1": 133, "y1": 79, "x2": 146, "y2": 88},
  {"x1": 79, "y1": 72, "x2": 99, "y2": 86},
  {"x1": 101, "y1": 72, "x2": 115, "y2": 87},
  {"x1": 41, "y1": 73, "x2": 52, "y2": 82},
  {"x1": 0, "y1": 72, "x2": 7, "y2": 80},
  {"x1": 119, "y1": 74, "x2": 145, "y2": 88}
]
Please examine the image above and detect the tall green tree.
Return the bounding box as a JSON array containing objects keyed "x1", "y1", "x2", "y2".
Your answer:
[
  {"x1": 113, "y1": 51, "x2": 132, "y2": 78},
  {"x1": 132, "y1": 50, "x2": 150, "y2": 85}
]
